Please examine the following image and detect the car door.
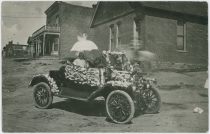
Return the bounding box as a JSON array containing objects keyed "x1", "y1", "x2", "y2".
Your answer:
[{"x1": 59, "y1": 65, "x2": 98, "y2": 100}]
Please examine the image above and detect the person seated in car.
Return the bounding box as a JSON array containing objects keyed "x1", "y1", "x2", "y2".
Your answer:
[{"x1": 73, "y1": 52, "x2": 89, "y2": 68}]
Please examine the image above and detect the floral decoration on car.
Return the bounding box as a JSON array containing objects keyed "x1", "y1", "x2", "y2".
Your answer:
[
  {"x1": 31, "y1": 74, "x2": 59, "y2": 93},
  {"x1": 64, "y1": 64, "x2": 100, "y2": 87}
]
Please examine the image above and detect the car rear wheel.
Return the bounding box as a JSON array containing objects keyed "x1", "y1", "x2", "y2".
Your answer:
[
  {"x1": 106, "y1": 90, "x2": 135, "y2": 124},
  {"x1": 33, "y1": 82, "x2": 53, "y2": 109}
]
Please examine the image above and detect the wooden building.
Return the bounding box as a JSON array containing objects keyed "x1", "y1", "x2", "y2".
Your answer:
[{"x1": 4, "y1": 41, "x2": 28, "y2": 58}]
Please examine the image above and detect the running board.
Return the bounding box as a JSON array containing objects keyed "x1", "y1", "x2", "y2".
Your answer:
[{"x1": 57, "y1": 95, "x2": 89, "y2": 102}]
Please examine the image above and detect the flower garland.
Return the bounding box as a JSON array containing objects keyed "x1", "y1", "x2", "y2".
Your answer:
[
  {"x1": 101, "y1": 50, "x2": 134, "y2": 88},
  {"x1": 64, "y1": 65, "x2": 100, "y2": 87},
  {"x1": 32, "y1": 74, "x2": 59, "y2": 93},
  {"x1": 43, "y1": 74, "x2": 59, "y2": 93},
  {"x1": 106, "y1": 70, "x2": 133, "y2": 88},
  {"x1": 103, "y1": 50, "x2": 125, "y2": 65},
  {"x1": 112, "y1": 70, "x2": 132, "y2": 82},
  {"x1": 102, "y1": 50, "x2": 134, "y2": 72},
  {"x1": 106, "y1": 80, "x2": 132, "y2": 88},
  {"x1": 103, "y1": 50, "x2": 125, "y2": 55}
]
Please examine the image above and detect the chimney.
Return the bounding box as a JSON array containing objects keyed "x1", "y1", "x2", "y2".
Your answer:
[
  {"x1": 92, "y1": 4, "x2": 97, "y2": 9},
  {"x1": 9, "y1": 40, "x2": 13, "y2": 45}
]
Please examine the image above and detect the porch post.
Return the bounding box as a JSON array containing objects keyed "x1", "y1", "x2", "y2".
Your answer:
[
  {"x1": 38, "y1": 38, "x2": 40, "y2": 56},
  {"x1": 109, "y1": 27, "x2": 111, "y2": 51},
  {"x1": 37, "y1": 38, "x2": 39, "y2": 56},
  {"x1": 43, "y1": 33, "x2": 45, "y2": 56},
  {"x1": 36, "y1": 38, "x2": 38, "y2": 56},
  {"x1": 58, "y1": 35, "x2": 60, "y2": 57},
  {"x1": 134, "y1": 14, "x2": 145, "y2": 50}
]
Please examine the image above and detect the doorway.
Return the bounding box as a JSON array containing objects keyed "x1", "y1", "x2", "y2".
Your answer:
[{"x1": 45, "y1": 34, "x2": 59, "y2": 56}]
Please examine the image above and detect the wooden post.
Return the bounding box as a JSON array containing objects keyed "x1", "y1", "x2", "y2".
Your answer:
[
  {"x1": 36, "y1": 38, "x2": 38, "y2": 56},
  {"x1": 37, "y1": 38, "x2": 39, "y2": 56},
  {"x1": 57, "y1": 35, "x2": 60, "y2": 56},
  {"x1": 109, "y1": 27, "x2": 112, "y2": 51},
  {"x1": 116, "y1": 24, "x2": 119, "y2": 48},
  {"x1": 43, "y1": 33, "x2": 45, "y2": 56}
]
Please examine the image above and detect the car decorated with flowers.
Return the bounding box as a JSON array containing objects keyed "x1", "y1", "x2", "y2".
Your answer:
[{"x1": 29, "y1": 50, "x2": 161, "y2": 124}]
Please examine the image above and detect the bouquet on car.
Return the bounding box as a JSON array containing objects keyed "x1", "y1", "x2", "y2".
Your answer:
[
  {"x1": 106, "y1": 70, "x2": 132, "y2": 88},
  {"x1": 64, "y1": 64, "x2": 100, "y2": 87}
]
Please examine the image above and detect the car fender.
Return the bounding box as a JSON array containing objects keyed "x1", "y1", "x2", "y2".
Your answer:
[
  {"x1": 104, "y1": 85, "x2": 134, "y2": 98},
  {"x1": 29, "y1": 74, "x2": 59, "y2": 93},
  {"x1": 87, "y1": 83, "x2": 134, "y2": 101}
]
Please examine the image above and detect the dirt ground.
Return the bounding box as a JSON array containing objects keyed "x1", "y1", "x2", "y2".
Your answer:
[{"x1": 2, "y1": 58, "x2": 208, "y2": 132}]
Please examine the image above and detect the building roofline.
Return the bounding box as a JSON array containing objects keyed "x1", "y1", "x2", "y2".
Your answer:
[
  {"x1": 45, "y1": 1, "x2": 60, "y2": 15},
  {"x1": 90, "y1": 2, "x2": 100, "y2": 28},
  {"x1": 90, "y1": 2, "x2": 207, "y2": 28},
  {"x1": 60, "y1": 1, "x2": 92, "y2": 9},
  {"x1": 11, "y1": 44, "x2": 28, "y2": 46},
  {"x1": 45, "y1": 1, "x2": 92, "y2": 15}
]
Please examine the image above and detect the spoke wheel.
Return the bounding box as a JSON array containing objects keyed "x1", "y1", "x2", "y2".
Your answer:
[
  {"x1": 106, "y1": 90, "x2": 135, "y2": 124},
  {"x1": 33, "y1": 82, "x2": 53, "y2": 109},
  {"x1": 135, "y1": 91, "x2": 147, "y2": 113},
  {"x1": 143, "y1": 86, "x2": 161, "y2": 114}
]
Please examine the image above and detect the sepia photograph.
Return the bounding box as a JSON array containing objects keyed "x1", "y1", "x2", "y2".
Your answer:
[{"x1": 1, "y1": 1, "x2": 208, "y2": 132}]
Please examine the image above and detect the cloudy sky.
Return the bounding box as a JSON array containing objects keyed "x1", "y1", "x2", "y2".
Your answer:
[{"x1": 1, "y1": 1, "x2": 96, "y2": 47}]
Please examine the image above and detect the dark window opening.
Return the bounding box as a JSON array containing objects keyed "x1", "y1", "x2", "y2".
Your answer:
[{"x1": 177, "y1": 20, "x2": 186, "y2": 51}]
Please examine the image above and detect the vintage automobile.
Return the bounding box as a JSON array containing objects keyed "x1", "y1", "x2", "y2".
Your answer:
[{"x1": 29, "y1": 51, "x2": 161, "y2": 124}]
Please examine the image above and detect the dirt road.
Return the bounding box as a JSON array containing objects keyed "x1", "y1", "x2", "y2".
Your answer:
[{"x1": 2, "y1": 58, "x2": 208, "y2": 132}]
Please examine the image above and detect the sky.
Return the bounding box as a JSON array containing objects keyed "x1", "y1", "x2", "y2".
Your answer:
[{"x1": 1, "y1": 1, "x2": 97, "y2": 47}]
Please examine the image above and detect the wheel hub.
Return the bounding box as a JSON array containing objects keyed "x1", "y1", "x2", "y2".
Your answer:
[{"x1": 35, "y1": 86, "x2": 49, "y2": 106}]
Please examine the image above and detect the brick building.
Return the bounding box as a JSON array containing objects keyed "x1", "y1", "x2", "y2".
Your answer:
[
  {"x1": 30, "y1": 1, "x2": 94, "y2": 58},
  {"x1": 90, "y1": 2, "x2": 208, "y2": 66}
]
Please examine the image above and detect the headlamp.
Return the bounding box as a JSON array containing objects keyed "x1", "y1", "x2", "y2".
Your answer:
[{"x1": 132, "y1": 85, "x2": 137, "y2": 91}]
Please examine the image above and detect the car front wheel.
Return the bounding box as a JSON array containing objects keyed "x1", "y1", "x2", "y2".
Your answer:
[
  {"x1": 106, "y1": 90, "x2": 135, "y2": 124},
  {"x1": 33, "y1": 82, "x2": 53, "y2": 109},
  {"x1": 143, "y1": 86, "x2": 161, "y2": 114}
]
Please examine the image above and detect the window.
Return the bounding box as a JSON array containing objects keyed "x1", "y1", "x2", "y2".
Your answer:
[
  {"x1": 109, "y1": 24, "x2": 115, "y2": 51},
  {"x1": 55, "y1": 15, "x2": 59, "y2": 26},
  {"x1": 54, "y1": 38, "x2": 59, "y2": 51},
  {"x1": 22, "y1": 46, "x2": 27, "y2": 50},
  {"x1": 177, "y1": 20, "x2": 186, "y2": 51},
  {"x1": 133, "y1": 20, "x2": 140, "y2": 46},
  {"x1": 109, "y1": 22, "x2": 122, "y2": 51},
  {"x1": 46, "y1": 17, "x2": 51, "y2": 25},
  {"x1": 116, "y1": 22, "x2": 122, "y2": 47}
]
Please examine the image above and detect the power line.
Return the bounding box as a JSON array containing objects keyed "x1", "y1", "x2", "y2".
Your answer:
[{"x1": 2, "y1": 15, "x2": 46, "y2": 18}]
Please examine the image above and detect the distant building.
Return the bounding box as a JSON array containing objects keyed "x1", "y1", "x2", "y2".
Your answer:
[
  {"x1": 27, "y1": 36, "x2": 34, "y2": 57},
  {"x1": 4, "y1": 41, "x2": 28, "y2": 58},
  {"x1": 30, "y1": 1, "x2": 94, "y2": 58},
  {"x1": 90, "y1": 2, "x2": 208, "y2": 66}
]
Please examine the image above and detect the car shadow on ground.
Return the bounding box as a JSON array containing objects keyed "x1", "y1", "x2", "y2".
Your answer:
[
  {"x1": 51, "y1": 99, "x2": 107, "y2": 117},
  {"x1": 51, "y1": 98, "x2": 145, "y2": 120}
]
